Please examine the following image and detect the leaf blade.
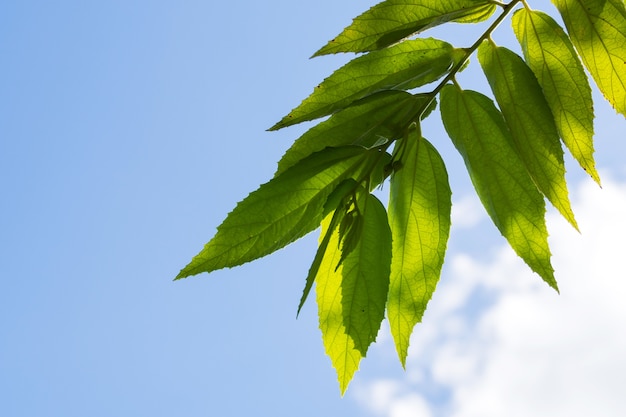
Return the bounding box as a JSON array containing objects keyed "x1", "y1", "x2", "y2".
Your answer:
[
  {"x1": 315, "y1": 212, "x2": 361, "y2": 394},
  {"x1": 275, "y1": 91, "x2": 429, "y2": 176},
  {"x1": 478, "y1": 41, "x2": 578, "y2": 230},
  {"x1": 314, "y1": 0, "x2": 496, "y2": 56},
  {"x1": 176, "y1": 146, "x2": 374, "y2": 279},
  {"x1": 340, "y1": 193, "x2": 391, "y2": 355},
  {"x1": 317, "y1": 192, "x2": 392, "y2": 394},
  {"x1": 387, "y1": 130, "x2": 451, "y2": 366},
  {"x1": 512, "y1": 9, "x2": 599, "y2": 184},
  {"x1": 297, "y1": 179, "x2": 357, "y2": 316},
  {"x1": 552, "y1": 0, "x2": 626, "y2": 117},
  {"x1": 271, "y1": 38, "x2": 461, "y2": 130},
  {"x1": 440, "y1": 85, "x2": 557, "y2": 289}
]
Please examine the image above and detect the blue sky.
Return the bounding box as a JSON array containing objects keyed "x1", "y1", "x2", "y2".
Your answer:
[{"x1": 2, "y1": 2, "x2": 625, "y2": 417}]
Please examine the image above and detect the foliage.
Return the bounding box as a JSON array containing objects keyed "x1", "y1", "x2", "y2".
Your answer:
[{"x1": 177, "y1": 0, "x2": 626, "y2": 394}]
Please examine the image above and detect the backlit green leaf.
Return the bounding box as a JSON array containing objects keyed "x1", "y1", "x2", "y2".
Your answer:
[
  {"x1": 552, "y1": 0, "x2": 626, "y2": 117},
  {"x1": 313, "y1": 0, "x2": 496, "y2": 56},
  {"x1": 271, "y1": 38, "x2": 461, "y2": 130},
  {"x1": 338, "y1": 193, "x2": 391, "y2": 354},
  {"x1": 387, "y1": 128, "x2": 451, "y2": 367},
  {"x1": 176, "y1": 147, "x2": 375, "y2": 279},
  {"x1": 440, "y1": 85, "x2": 557, "y2": 290},
  {"x1": 317, "y1": 192, "x2": 391, "y2": 394},
  {"x1": 298, "y1": 183, "x2": 352, "y2": 317},
  {"x1": 275, "y1": 91, "x2": 429, "y2": 176},
  {"x1": 315, "y1": 213, "x2": 359, "y2": 395},
  {"x1": 512, "y1": 9, "x2": 599, "y2": 184},
  {"x1": 478, "y1": 41, "x2": 578, "y2": 230}
]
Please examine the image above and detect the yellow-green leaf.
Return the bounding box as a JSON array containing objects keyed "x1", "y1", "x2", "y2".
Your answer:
[
  {"x1": 313, "y1": 0, "x2": 496, "y2": 56},
  {"x1": 478, "y1": 41, "x2": 578, "y2": 230},
  {"x1": 440, "y1": 85, "x2": 557, "y2": 290},
  {"x1": 512, "y1": 9, "x2": 599, "y2": 184},
  {"x1": 552, "y1": 0, "x2": 626, "y2": 117},
  {"x1": 387, "y1": 129, "x2": 451, "y2": 367},
  {"x1": 317, "y1": 192, "x2": 392, "y2": 394},
  {"x1": 271, "y1": 38, "x2": 461, "y2": 130}
]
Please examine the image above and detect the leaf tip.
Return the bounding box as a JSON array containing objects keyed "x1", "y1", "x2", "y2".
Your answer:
[
  {"x1": 269, "y1": 114, "x2": 296, "y2": 131},
  {"x1": 392, "y1": 338, "x2": 409, "y2": 370},
  {"x1": 545, "y1": 274, "x2": 559, "y2": 294},
  {"x1": 173, "y1": 264, "x2": 193, "y2": 281},
  {"x1": 587, "y1": 168, "x2": 602, "y2": 188},
  {"x1": 312, "y1": 39, "x2": 337, "y2": 58},
  {"x1": 267, "y1": 122, "x2": 282, "y2": 132},
  {"x1": 338, "y1": 374, "x2": 355, "y2": 396}
]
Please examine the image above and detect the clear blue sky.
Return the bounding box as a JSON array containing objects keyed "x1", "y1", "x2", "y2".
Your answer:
[{"x1": 2, "y1": 2, "x2": 625, "y2": 417}]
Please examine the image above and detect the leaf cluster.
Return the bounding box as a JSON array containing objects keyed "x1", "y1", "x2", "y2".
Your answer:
[{"x1": 178, "y1": 0, "x2": 626, "y2": 393}]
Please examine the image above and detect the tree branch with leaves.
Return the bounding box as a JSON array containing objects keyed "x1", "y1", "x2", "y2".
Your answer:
[{"x1": 176, "y1": 0, "x2": 626, "y2": 394}]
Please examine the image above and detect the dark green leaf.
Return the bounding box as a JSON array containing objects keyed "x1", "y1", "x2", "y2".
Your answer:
[
  {"x1": 387, "y1": 128, "x2": 451, "y2": 367},
  {"x1": 336, "y1": 207, "x2": 363, "y2": 271},
  {"x1": 478, "y1": 41, "x2": 578, "y2": 230},
  {"x1": 368, "y1": 151, "x2": 393, "y2": 191},
  {"x1": 440, "y1": 85, "x2": 557, "y2": 290},
  {"x1": 176, "y1": 147, "x2": 375, "y2": 279},
  {"x1": 313, "y1": 0, "x2": 496, "y2": 56},
  {"x1": 275, "y1": 91, "x2": 430, "y2": 176},
  {"x1": 552, "y1": 0, "x2": 626, "y2": 117},
  {"x1": 512, "y1": 9, "x2": 599, "y2": 184},
  {"x1": 271, "y1": 38, "x2": 462, "y2": 130},
  {"x1": 323, "y1": 178, "x2": 358, "y2": 218}
]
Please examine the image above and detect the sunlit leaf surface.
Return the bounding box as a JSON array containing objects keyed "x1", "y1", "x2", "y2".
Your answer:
[
  {"x1": 316, "y1": 193, "x2": 391, "y2": 394},
  {"x1": 478, "y1": 41, "x2": 578, "y2": 230},
  {"x1": 387, "y1": 129, "x2": 451, "y2": 366},
  {"x1": 512, "y1": 9, "x2": 599, "y2": 184},
  {"x1": 553, "y1": 0, "x2": 626, "y2": 117},
  {"x1": 440, "y1": 85, "x2": 557, "y2": 290}
]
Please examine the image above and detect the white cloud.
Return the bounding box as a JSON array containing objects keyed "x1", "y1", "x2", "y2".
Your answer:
[
  {"x1": 354, "y1": 379, "x2": 434, "y2": 417},
  {"x1": 451, "y1": 194, "x2": 485, "y2": 229},
  {"x1": 354, "y1": 175, "x2": 626, "y2": 417}
]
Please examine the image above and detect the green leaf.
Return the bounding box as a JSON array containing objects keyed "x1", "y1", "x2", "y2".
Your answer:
[
  {"x1": 315, "y1": 212, "x2": 360, "y2": 394},
  {"x1": 552, "y1": 0, "x2": 626, "y2": 117},
  {"x1": 270, "y1": 38, "x2": 462, "y2": 130},
  {"x1": 275, "y1": 91, "x2": 429, "y2": 176},
  {"x1": 387, "y1": 128, "x2": 451, "y2": 367},
  {"x1": 176, "y1": 147, "x2": 376, "y2": 279},
  {"x1": 313, "y1": 0, "x2": 496, "y2": 56},
  {"x1": 478, "y1": 41, "x2": 578, "y2": 230},
  {"x1": 440, "y1": 85, "x2": 557, "y2": 290},
  {"x1": 316, "y1": 192, "x2": 392, "y2": 394},
  {"x1": 298, "y1": 179, "x2": 358, "y2": 317},
  {"x1": 338, "y1": 193, "x2": 391, "y2": 353},
  {"x1": 512, "y1": 9, "x2": 599, "y2": 184},
  {"x1": 367, "y1": 151, "x2": 393, "y2": 192},
  {"x1": 323, "y1": 178, "x2": 358, "y2": 218}
]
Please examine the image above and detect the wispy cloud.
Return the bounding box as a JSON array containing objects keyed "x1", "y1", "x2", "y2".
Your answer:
[{"x1": 354, "y1": 174, "x2": 626, "y2": 417}]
